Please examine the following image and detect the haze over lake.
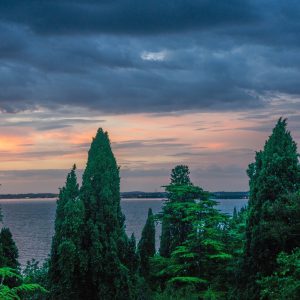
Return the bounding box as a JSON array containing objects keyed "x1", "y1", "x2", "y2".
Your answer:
[{"x1": 0, "y1": 198, "x2": 247, "y2": 266}]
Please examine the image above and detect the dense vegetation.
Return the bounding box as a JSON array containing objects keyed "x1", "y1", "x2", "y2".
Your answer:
[
  {"x1": 0, "y1": 118, "x2": 299, "y2": 299},
  {"x1": 0, "y1": 209, "x2": 47, "y2": 299}
]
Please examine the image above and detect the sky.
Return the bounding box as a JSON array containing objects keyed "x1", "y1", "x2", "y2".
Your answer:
[{"x1": 0, "y1": 0, "x2": 300, "y2": 193}]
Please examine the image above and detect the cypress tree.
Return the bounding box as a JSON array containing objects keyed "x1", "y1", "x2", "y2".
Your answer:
[
  {"x1": 80, "y1": 128, "x2": 131, "y2": 300},
  {"x1": 138, "y1": 208, "x2": 156, "y2": 279},
  {"x1": 0, "y1": 227, "x2": 19, "y2": 270},
  {"x1": 159, "y1": 218, "x2": 171, "y2": 258},
  {"x1": 48, "y1": 165, "x2": 84, "y2": 300},
  {"x1": 0, "y1": 227, "x2": 20, "y2": 289},
  {"x1": 126, "y1": 233, "x2": 139, "y2": 276},
  {"x1": 242, "y1": 118, "x2": 300, "y2": 298}
]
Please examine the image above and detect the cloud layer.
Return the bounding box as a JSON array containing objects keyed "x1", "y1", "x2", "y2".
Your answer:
[
  {"x1": 0, "y1": 1, "x2": 299, "y2": 193},
  {"x1": 0, "y1": 0, "x2": 299, "y2": 113}
]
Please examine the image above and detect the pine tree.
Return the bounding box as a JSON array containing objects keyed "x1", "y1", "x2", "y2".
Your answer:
[
  {"x1": 153, "y1": 184, "x2": 230, "y2": 297},
  {"x1": 138, "y1": 208, "x2": 156, "y2": 279},
  {"x1": 48, "y1": 165, "x2": 84, "y2": 300},
  {"x1": 152, "y1": 166, "x2": 233, "y2": 297},
  {"x1": 159, "y1": 165, "x2": 203, "y2": 257},
  {"x1": 0, "y1": 228, "x2": 19, "y2": 270},
  {"x1": 170, "y1": 165, "x2": 191, "y2": 185},
  {"x1": 160, "y1": 165, "x2": 192, "y2": 257},
  {"x1": 242, "y1": 118, "x2": 300, "y2": 298},
  {"x1": 80, "y1": 128, "x2": 131, "y2": 300}
]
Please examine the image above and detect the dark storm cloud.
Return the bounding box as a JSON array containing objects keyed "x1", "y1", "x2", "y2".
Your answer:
[
  {"x1": 0, "y1": 0, "x2": 299, "y2": 113},
  {"x1": 0, "y1": 1, "x2": 255, "y2": 35}
]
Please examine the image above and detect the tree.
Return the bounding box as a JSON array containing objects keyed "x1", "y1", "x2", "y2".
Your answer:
[
  {"x1": 170, "y1": 165, "x2": 191, "y2": 186},
  {"x1": 23, "y1": 259, "x2": 49, "y2": 300},
  {"x1": 126, "y1": 233, "x2": 139, "y2": 276},
  {"x1": 226, "y1": 206, "x2": 248, "y2": 298},
  {"x1": 138, "y1": 208, "x2": 156, "y2": 279},
  {"x1": 0, "y1": 267, "x2": 47, "y2": 300},
  {"x1": 258, "y1": 248, "x2": 300, "y2": 300},
  {"x1": 48, "y1": 165, "x2": 84, "y2": 300},
  {"x1": 159, "y1": 165, "x2": 204, "y2": 257},
  {"x1": 155, "y1": 196, "x2": 231, "y2": 297},
  {"x1": 79, "y1": 128, "x2": 131, "y2": 300},
  {"x1": 242, "y1": 118, "x2": 300, "y2": 298},
  {"x1": 153, "y1": 166, "x2": 231, "y2": 297},
  {"x1": 0, "y1": 228, "x2": 19, "y2": 270}
]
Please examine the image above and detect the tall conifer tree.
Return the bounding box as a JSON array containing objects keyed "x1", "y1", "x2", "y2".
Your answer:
[
  {"x1": 242, "y1": 118, "x2": 300, "y2": 298},
  {"x1": 80, "y1": 128, "x2": 131, "y2": 300},
  {"x1": 0, "y1": 228, "x2": 20, "y2": 288},
  {"x1": 138, "y1": 208, "x2": 156, "y2": 279},
  {"x1": 48, "y1": 165, "x2": 84, "y2": 300},
  {"x1": 0, "y1": 228, "x2": 19, "y2": 270}
]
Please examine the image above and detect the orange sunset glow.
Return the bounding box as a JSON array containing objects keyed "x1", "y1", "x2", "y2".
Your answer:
[{"x1": 1, "y1": 106, "x2": 299, "y2": 193}]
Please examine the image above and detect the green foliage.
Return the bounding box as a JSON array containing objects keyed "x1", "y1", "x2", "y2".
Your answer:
[
  {"x1": 125, "y1": 233, "x2": 139, "y2": 275},
  {"x1": 79, "y1": 128, "x2": 132, "y2": 300},
  {"x1": 170, "y1": 165, "x2": 192, "y2": 186},
  {"x1": 0, "y1": 267, "x2": 47, "y2": 300},
  {"x1": 0, "y1": 222, "x2": 20, "y2": 291},
  {"x1": 258, "y1": 248, "x2": 300, "y2": 300},
  {"x1": 222, "y1": 206, "x2": 248, "y2": 297},
  {"x1": 160, "y1": 165, "x2": 191, "y2": 258},
  {"x1": 138, "y1": 208, "x2": 156, "y2": 279},
  {"x1": 0, "y1": 267, "x2": 22, "y2": 280},
  {"x1": 152, "y1": 286, "x2": 199, "y2": 300},
  {"x1": 164, "y1": 185, "x2": 210, "y2": 250},
  {"x1": 159, "y1": 165, "x2": 208, "y2": 258},
  {"x1": 22, "y1": 259, "x2": 49, "y2": 300},
  {"x1": 48, "y1": 165, "x2": 84, "y2": 299},
  {"x1": 48, "y1": 130, "x2": 137, "y2": 299},
  {"x1": 0, "y1": 228, "x2": 19, "y2": 270},
  {"x1": 154, "y1": 165, "x2": 231, "y2": 297},
  {"x1": 241, "y1": 118, "x2": 300, "y2": 298},
  {"x1": 158, "y1": 200, "x2": 230, "y2": 293}
]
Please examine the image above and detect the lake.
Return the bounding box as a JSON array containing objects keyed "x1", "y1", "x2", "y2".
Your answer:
[{"x1": 0, "y1": 198, "x2": 248, "y2": 266}]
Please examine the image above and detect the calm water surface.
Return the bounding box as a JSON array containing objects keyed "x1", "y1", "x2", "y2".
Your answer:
[{"x1": 0, "y1": 198, "x2": 247, "y2": 266}]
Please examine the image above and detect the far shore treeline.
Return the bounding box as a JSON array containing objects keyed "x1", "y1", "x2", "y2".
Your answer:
[
  {"x1": 0, "y1": 191, "x2": 249, "y2": 200},
  {"x1": 0, "y1": 118, "x2": 299, "y2": 299}
]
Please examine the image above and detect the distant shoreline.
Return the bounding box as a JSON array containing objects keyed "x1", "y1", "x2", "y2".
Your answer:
[{"x1": 0, "y1": 191, "x2": 249, "y2": 200}]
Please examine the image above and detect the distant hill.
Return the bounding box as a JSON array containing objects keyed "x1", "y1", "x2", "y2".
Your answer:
[
  {"x1": 121, "y1": 191, "x2": 249, "y2": 199},
  {"x1": 121, "y1": 191, "x2": 167, "y2": 198},
  {"x1": 0, "y1": 193, "x2": 58, "y2": 199},
  {"x1": 0, "y1": 191, "x2": 249, "y2": 200},
  {"x1": 0, "y1": 192, "x2": 166, "y2": 199},
  {"x1": 211, "y1": 191, "x2": 249, "y2": 199}
]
